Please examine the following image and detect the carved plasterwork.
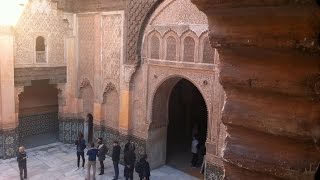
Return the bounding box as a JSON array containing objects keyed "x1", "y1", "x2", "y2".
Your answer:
[
  {"x1": 101, "y1": 13, "x2": 123, "y2": 90},
  {"x1": 15, "y1": 0, "x2": 67, "y2": 67},
  {"x1": 15, "y1": 87, "x2": 25, "y2": 113},
  {"x1": 77, "y1": 14, "x2": 95, "y2": 87},
  {"x1": 149, "y1": 0, "x2": 208, "y2": 26}
]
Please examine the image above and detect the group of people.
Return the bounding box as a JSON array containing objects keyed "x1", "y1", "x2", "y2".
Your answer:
[{"x1": 75, "y1": 132, "x2": 150, "y2": 180}]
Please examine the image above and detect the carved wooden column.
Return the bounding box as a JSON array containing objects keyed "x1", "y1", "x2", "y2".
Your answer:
[{"x1": 192, "y1": 0, "x2": 320, "y2": 179}]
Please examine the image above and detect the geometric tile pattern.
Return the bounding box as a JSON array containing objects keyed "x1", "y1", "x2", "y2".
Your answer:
[
  {"x1": 19, "y1": 112, "x2": 59, "y2": 138},
  {"x1": 58, "y1": 118, "x2": 84, "y2": 144},
  {"x1": 2, "y1": 129, "x2": 18, "y2": 159},
  {"x1": 93, "y1": 125, "x2": 146, "y2": 165}
]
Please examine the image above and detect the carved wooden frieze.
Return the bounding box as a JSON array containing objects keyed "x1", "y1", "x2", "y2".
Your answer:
[{"x1": 14, "y1": 66, "x2": 67, "y2": 86}]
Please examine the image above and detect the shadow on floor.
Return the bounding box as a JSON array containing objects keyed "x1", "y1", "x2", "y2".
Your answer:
[{"x1": 20, "y1": 132, "x2": 59, "y2": 149}]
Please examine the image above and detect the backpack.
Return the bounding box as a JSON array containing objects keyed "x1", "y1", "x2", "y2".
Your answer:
[{"x1": 135, "y1": 161, "x2": 143, "y2": 174}]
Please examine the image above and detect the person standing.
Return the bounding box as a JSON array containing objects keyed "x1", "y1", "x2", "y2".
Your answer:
[
  {"x1": 75, "y1": 132, "x2": 86, "y2": 169},
  {"x1": 136, "y1": 154, "x2": 150, "y2": 180},
  {"x1": 97, "y1": 137, "x2": 107, "y2": 175},
  {"x1": 112, "y1": 140, "x2": 121, "y2": 180},
  {"x1": 124, "y1": 139, "x2": 136, "y2": 154},
  {"x1": 191, "y1": 136, "x2": 199, "y2": 167},
  {"x1": 17, "y1": 146, "x2": 27, "y2": 180},
  {"x1": 86, "y1": 142, "x2": 98, "y2": 180},
  {"x1": 124, "y1": 144, "x2": 136, "y2": 180}
]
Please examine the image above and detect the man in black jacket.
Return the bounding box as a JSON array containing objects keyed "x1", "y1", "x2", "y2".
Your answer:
[
  {"x1": 17, "y1": 146, "x2": 27, "y2": 180},
  {"x1": 112, "y1": 140, "x2": 121, "y2": 180},
  {"x1": 124, "y1": 144, "x2": 136, "y2": 180}
]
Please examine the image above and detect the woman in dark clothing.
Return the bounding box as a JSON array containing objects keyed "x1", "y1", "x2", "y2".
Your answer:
[
  {"x1": 75, "y1": 132, "x2": 86, "y2": 168},
  {"x1": 17, "y1": 146, "x2": 27, "y2": 180},
  {"x1": 138, "y1": 154, "x2": 150, "y2": 180},
  {"x1": 124, "y1": 144, "x2": 136, "y2": 180}
]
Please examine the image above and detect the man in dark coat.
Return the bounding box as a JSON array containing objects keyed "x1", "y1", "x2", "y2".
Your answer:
[
  {"x1": 97, "y1": 137, "x2": 107, "y2": 175},
  {"x1": 17, "y1": 146, "x2": 27, "y2": 180},
  {"x1": 75, "y1": 132, "x2": 86, "y2": 168},
  {"x1": 124, "y1": 144, "x2": 136, "y2": 180},
  {"x1": 137, "y1": 154, "x2": 150, "y2": 180},
  {"x1": 112, "y1": 140, "x2": 121, "y2": 180}
]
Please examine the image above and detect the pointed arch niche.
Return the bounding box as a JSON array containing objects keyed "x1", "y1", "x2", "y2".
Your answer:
[{"x1": 101, "y1": 83, "x2": 120, "y2": 130}]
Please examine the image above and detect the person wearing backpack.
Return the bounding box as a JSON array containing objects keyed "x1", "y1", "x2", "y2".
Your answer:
[
  {"x1": 136, "y1": 154, "x2": 150, "y2": 180},
  {"x1": 75, "y1": 132, "x2": 86, "y2": 169},
  {"x1": 97, "y1": 137, "x2": 107, "y2": 175},
  {"x1": 124, "y1": 144, "x2": 136, "y2": 180}
]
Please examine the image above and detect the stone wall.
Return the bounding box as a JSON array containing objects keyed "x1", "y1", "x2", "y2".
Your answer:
[{"x1": 19, "y1": 112, "x2": 58, "y2": 138}]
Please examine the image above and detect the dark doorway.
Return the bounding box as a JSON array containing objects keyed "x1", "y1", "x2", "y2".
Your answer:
[
  {"x1": 166, "y1": 79, "x2": 207, "y2": 178},
  {"x1": 18, "y1": 80, "x2": 59, "y2": 148},
  {"x1": 87, "y1": 113, "x2": 93, "y2": 143}
]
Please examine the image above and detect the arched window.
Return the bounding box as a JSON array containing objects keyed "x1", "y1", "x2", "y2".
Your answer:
[
  {"x1": 150, "y1": 35, "x2": 160, "y2": 59},
  {"x1": 35, "y1": 36, "x2": 46, "y2": 63},
  {"x1": 183, "y1": 37, "x2": 195, "y2": 62},
  {"x1": 166, "y1": 36, "x2": 176, "y2": 61},
  {"x1": 203, "y1": 37, "x2": 215, "y2": 64}
]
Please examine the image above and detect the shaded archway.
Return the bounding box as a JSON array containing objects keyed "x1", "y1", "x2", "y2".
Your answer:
[
  {"x1": 167, "y1": 79, "x2": 207, "y2": 177},
  {"x1": 18, "y1": 79, "x2": 59, "y2": 148},
  {"x1": 147, "y1": 77, "x2": 207, "y2": 178}
]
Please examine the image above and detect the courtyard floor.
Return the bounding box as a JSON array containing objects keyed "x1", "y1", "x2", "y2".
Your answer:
[{"x1": 0, "y1": 142, "x2": 199, "y2": 180}]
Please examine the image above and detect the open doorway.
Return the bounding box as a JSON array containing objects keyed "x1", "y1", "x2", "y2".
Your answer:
[
  {"x1": 167, "y1": 79, "x2": 207, "y2": 178},
  {"x1": 148, "y1": 78, "x2": 207, "y2": 178},
  {"x1": 18, "y1": 80, "x2": 59, "y2": 148}
]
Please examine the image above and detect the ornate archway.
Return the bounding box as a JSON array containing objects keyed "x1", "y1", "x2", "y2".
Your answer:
[{"x1": 147, "y1": 76, "x2": 208, "y2": 175}]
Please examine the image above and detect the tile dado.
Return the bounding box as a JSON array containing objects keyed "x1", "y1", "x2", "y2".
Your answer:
[
  {"x1": 58, "y1": 118, "x2": 84, "y2": 144},
  {"x1": 0, "y1": 129, "x2": 19, "y2": 159},
  {"x1": 93, "y1": 125, "x2": 147, "y2": 164},
  {"x1": 206, "y1": 162, "x2": 224, "y2": 180},
  {"x1": 19, "y1": 112, "x2": 58, "y2": 138}
]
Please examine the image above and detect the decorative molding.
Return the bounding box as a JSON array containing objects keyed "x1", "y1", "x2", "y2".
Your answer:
[{"x1": 14, "y1": 66, "x2": 67, "y2": 86}]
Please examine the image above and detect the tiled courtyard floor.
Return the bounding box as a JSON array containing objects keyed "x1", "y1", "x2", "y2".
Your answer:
[{"x1": 0, "y1": 142, "x2": 199, "y2": 180}]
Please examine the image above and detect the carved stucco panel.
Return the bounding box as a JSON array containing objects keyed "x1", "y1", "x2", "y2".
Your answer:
[
  {"x1": 149, "y1": 0, "x2": 208, "y2": 26},
  {"x1": 101, "y1": 13, "x2": 123, "y2": 94},
  {"x1": 15, "y1": 0, "x2": 67, "y2": 66},
  {"x1": 77, "y1": 14, "x2": 95, "y2": 88}
]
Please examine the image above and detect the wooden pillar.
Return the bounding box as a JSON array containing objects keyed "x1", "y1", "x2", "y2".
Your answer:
[{"x1": 192, "y1": 1, "x2": 320, "y2": 179}]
